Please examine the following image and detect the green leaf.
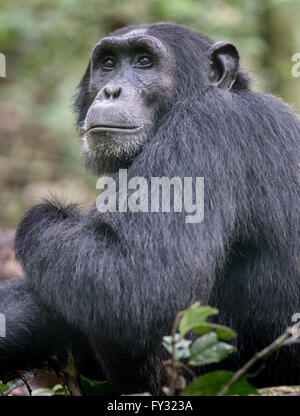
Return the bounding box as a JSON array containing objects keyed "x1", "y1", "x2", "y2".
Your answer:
[
  {"x1": 32, "y1": 388, "x2": 55, "y2": 396},
  {"x1": 178, "y1": 304, "x2": 237, "y2": 340},
  {"x1": 32, "y1": 384, "x2": 69, "y2": 396},
  {"x1": 52, "y1": 384, "x2": 64, "y2": 392},
  {"x1": 189, "y1": 332, "x2": 235, "y2": 366},
  {"x1": 179, "y1": 305, "x2": 219, "y2": 335},
  {"x1": 212, "y1": 324, "x2": 237, "y2": 340},
  {"x1": 162, "y1": 334, "x2": 192, "y2": 360},
  {"x1": 181, "y1": 370, "x2": 259, "y2": 396},
  {"x1": 51, "y1": 384, "x2": 69, "y2": 395},
  {"x1": 193, "y1": 323, "x2": 237, "y2": 340},
  {"x1": 80, "y1": 375, "x2": 113, "y2": 396},
  {"x1": 0, "y1": 382, "x2": 9, "y2": 393}
]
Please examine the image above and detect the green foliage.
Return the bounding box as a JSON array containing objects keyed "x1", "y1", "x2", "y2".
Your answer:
[
  {"x1": 189, "y1": 332, "x2": 236, "y2": 366},
  {"x1": 179, "y1": 302, "x2": 237, "y2": 340},
  {"x1": 181, "y1": 370, "x2": 259, "y2": 396},
  {"x1": 80, "y1": 375, "x2": 114, "y2": 396},
  {"x1": 0, "y1": 381, "x2": 9, "y2": 393},
  {"x1": 32, "y1": 384, "x2": 69, "y2": 396},
  {"x1": 162, "y1": 303, "x2": 259, "y2": 396}
]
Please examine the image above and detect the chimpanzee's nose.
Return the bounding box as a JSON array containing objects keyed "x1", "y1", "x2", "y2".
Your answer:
[{"x1": 103, "y1": 86, "x2": 121, "y2": 99}]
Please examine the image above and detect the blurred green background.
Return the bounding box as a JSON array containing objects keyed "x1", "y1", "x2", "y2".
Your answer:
[{"x1": 0, "y1": 0, "x2": 300, "y2": 227}]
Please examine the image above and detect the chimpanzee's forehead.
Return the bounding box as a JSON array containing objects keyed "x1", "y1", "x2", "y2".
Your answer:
[
  {"x1": 118, "y1": 28, "x2": 148, "y2": 38},
  {"x1": 93, "y1": 28, "x2": 167, "y2": 55}
]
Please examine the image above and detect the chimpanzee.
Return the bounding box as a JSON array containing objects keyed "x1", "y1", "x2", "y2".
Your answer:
[{"x1": 0, "y1": 22, "x2": 300, "y2": 395}]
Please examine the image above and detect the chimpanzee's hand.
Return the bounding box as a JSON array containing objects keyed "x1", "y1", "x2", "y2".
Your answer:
[{"x1": 14, "y1": 199, "x2": 81, "y2": 271}]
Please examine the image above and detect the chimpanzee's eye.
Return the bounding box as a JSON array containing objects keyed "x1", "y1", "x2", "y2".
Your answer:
[
  {"x1": 102, "y1": 56, "x2": 116, "y2": 70},
  {"x1": 135, "y1": 54, "x2": 153, "y2": 68}
]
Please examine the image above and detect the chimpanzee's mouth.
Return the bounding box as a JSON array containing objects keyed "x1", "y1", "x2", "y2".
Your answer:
[{"x1": 87, "y1": 125, "x2": 143, "y2": 134}]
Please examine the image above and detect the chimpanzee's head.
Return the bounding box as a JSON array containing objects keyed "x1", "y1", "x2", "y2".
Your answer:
[{"x1": 74, "y1": 23, "x2": 244, "y2": 175}]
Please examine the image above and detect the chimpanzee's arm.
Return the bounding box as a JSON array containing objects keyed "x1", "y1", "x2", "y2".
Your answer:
[
  {"x1": 14, "y1": 196, "x2": 231, "y2": 351},
  {"x1": 0, "y1": 279, "x2": 70, "y2": 381}
]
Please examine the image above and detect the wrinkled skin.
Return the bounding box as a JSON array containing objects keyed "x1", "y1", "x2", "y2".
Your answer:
[{"x1": 81, "y1": 29, "x2": 175, "y2": 174}]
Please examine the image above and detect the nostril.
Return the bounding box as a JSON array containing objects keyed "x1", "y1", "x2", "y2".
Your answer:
[
  {"x1": 113, "y1": 87, "x2": 121, "y2": 99},
  {"x1": 104, "y1": 87, "x2": 111, "y2": 99}
]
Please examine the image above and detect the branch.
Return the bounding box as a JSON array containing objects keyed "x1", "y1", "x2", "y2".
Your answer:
[{"x1": 218, "y1": 328, "x2": 299, "y2": 396}]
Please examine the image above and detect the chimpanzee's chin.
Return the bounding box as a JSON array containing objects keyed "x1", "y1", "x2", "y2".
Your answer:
[
  {"x1": 83, "y1": 144, "x2": 138, "y2": 176},
  {"x1": 82, "y1": 130, "x2": 149, "y2": 175}
]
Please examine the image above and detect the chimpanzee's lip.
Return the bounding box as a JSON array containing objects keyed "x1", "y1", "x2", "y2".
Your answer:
[{"x1": 87, "y1": 125, "x2": 143, "y2": 133}]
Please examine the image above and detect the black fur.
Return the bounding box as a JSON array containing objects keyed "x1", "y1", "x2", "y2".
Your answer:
[{"x1": 1, "y1": 23, "x2": 300, "y2": 394}]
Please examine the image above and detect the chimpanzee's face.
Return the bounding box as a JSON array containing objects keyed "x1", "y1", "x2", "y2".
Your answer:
[{"x1": 81, "y1": 29, "x2": 175, "y2": 174}]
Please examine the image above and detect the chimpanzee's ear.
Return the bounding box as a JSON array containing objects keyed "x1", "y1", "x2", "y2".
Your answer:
[{"x1": 207, "y1": 41, "x2": 240, "y2": 90}]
